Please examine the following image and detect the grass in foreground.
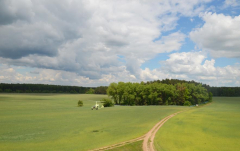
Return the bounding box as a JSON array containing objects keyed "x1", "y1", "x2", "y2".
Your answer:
[
  {"x1": 154, "y1": 97, "x2": 240, "y2": 151},
  {"x1": 108, "y1": 140, "x2": 143, "y2": 151},
  {"x1": 0, "y1": 94, "x2": 187, "y2": 151}
]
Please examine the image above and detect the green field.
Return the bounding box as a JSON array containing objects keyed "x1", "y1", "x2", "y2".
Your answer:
[
  {"x1": 109, "y1": 140, "x2": 143, "y2": 151},
  {"x1": 154, "y1": 97, "x2": 240, "y2": 151},
  {"x1": 0, "y1": 94, "x2": 187, "y2": 151}
]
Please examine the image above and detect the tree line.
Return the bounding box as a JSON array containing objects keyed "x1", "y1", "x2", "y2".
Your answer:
[
  {"x1": 107, "y1": 81, "x2": 212, "y2": 106},
  {"x1": 207, "y1": 87, "x2": 240, "y2": 97},
  {"x1": 85, "y1": 86, "x2": 108, "y2": 94},
  {"x1": 1, "y1": 79, "x2": 239, "y2": 97},
  {"x1": 0, "y1": 83, "x2": 107, "y2": 94},
  {"x1": 147, "y1": 79, "x2": 240, "y2": 97}
]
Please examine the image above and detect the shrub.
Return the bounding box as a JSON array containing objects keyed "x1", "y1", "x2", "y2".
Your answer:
[
  {"x1": 183, "y1": 101, "x2": 191, "y2": 106},
  {"x1": 100, "y1": 98, "x2": 114, "y2": 107},
  {"x1": 78, "y1": 100, "x2": 83, "y2": 107}
]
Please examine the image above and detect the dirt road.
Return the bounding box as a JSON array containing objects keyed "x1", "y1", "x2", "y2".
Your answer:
[
  {"x1": 142, "y1": 111, "x2": 182, "y2": 151},
  {"x1": 89, "y1": 111, "x2": 183, "y2": 151}
]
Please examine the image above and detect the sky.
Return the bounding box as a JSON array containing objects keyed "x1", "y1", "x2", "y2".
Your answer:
[{"x1": 0, "y1": 0, "x2": 240, "y2": 87}]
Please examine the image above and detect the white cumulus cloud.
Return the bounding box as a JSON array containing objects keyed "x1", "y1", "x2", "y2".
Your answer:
[{"x1": 190, "y1": 12, "x2": 240, "y2": 58}]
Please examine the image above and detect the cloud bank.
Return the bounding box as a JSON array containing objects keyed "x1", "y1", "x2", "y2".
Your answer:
[{"x1": 0, "y1": 0, "x2": 239, "y2": 86}]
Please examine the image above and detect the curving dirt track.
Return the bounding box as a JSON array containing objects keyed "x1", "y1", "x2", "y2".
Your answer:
[
  {"x1": 142, "y1": 111, "x2": 183, "y2": 151},
  {"x1": 89, "y1": 111, "x2": 183, "y2": 151}
]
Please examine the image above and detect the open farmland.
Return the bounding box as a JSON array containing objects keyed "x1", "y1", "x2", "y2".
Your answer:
[
  {"x1": 0, "y1": 94, "x2": 187, "y2": 151},
  {"x1": 154, "y1": 97, "x2": 240, "y2": 151}
]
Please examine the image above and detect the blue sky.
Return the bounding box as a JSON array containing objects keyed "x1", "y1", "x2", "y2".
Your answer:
[
  {"x1": 0, "y1": 0, "x2": 240, "y2": 86},
  {"x1": 142, "y1": 0, "x2": 240, "y2": 70}
]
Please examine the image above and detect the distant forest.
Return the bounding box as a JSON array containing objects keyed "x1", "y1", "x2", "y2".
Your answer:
[
  {"x1": 0, "y1": 83, "x2": 107, "y2": 94},
  {"x1": 0, "y1": 79, "x2": 239, "y2": 97},
  {"x1": 149, "y1": 79, "x2": 240, "y2": 97}
]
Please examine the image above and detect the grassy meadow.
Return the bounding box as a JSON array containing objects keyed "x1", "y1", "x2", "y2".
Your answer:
[
  {"x1": 0, "y1": 93, "x2": 187, "y2": 151},
  {"x1": 154, "y1": 97, "x2": 240, "y2": 151},
  {"x1": 109, "y1": 140, "x2": 143, "y2": 151}
]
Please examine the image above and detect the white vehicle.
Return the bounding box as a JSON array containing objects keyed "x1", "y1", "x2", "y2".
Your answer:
[{"x1": 91, "y1": 101, "x2": 104, "y2": 110}]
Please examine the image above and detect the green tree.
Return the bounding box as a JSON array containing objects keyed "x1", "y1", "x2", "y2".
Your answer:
[
  {"x1": 117, "y1": 82, "x2": 125, "y2": 104},
  {"x1": 176, "y1": 83, "x2": 187, "y2": 105},
  {"x1": 85, "y1": 88, "x2": 95, "y2": 94},
  {"x1": 107, "y1": 83, "x2": 119, "y2": 104}
]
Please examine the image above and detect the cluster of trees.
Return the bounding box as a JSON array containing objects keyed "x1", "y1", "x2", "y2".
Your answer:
[{"x1": 107, "y1": 82, "x2": 212, "y2": 106}]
